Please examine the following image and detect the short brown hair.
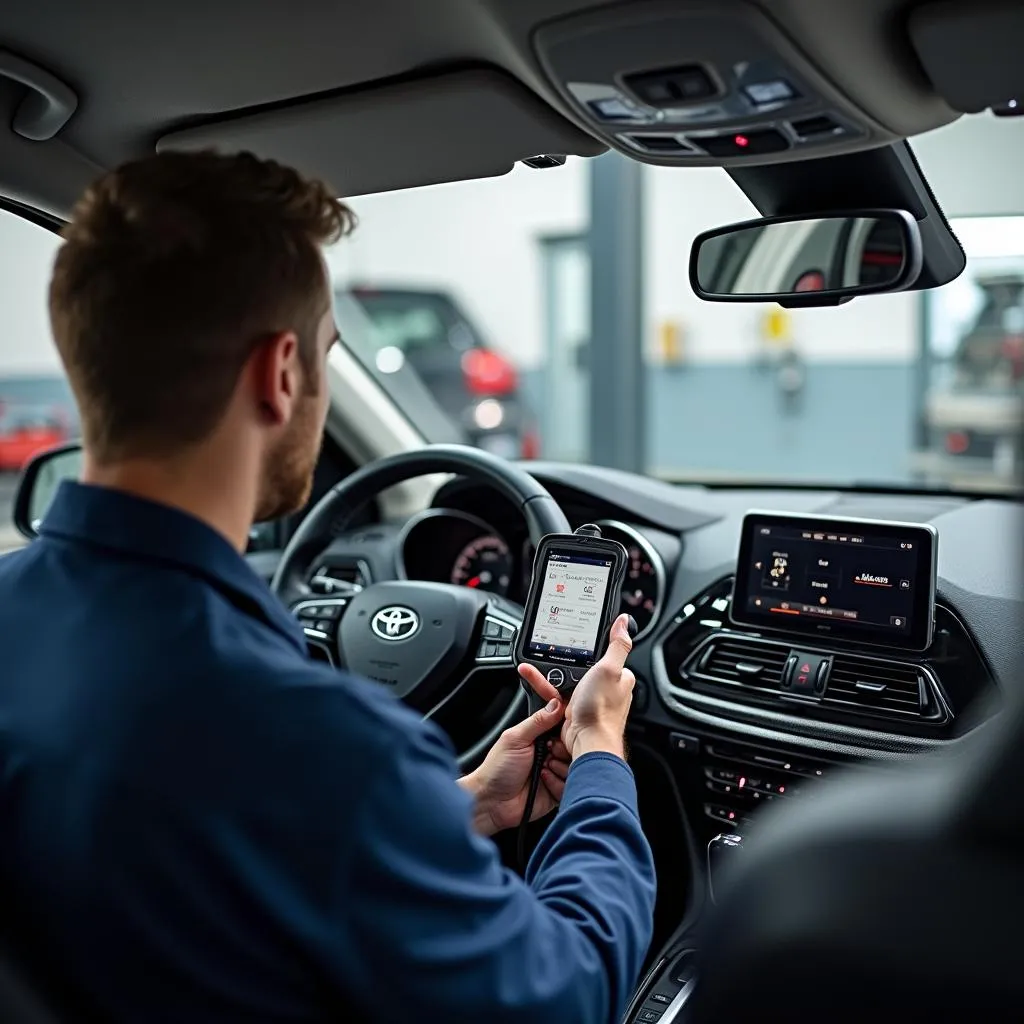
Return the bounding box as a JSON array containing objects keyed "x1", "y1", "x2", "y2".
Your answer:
[{"x1": 49, "y1": 149, "x2": 356, "y2": 462}]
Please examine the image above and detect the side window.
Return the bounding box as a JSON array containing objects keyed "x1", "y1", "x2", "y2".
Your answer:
[{"x1": 0, "y1": 208, "x2": 69, "y2": 552}]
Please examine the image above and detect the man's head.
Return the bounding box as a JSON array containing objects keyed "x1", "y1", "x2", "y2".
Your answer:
[{"x1": 49, "y1": 149, "x2": 356, "y2": 522}]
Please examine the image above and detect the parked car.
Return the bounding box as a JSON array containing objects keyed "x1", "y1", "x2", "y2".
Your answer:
[
  {"x1": 920, "y1": 273, "x2": 1024, "y2": 488},
  {"x1": 0, "y1": 378, "x2": 76, "y2": 473},
  {"x1": 339, "y1": 285, "x2": 539, "y2": 459},
  {"x1": 0, "y1": 412, "x2": 68, "y2": 473}
]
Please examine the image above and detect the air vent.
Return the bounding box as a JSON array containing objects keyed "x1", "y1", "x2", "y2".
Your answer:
[
  {"x1": 790, "y1": 114, "x2": 842, "y2": 138},
  {"x1": 625, "y1": 133, "x2": 692, "y2": 153},
  {"x1": 824, "y1": 654, "x2": 928, "y2": 719},
  {"x1": 694, "y1": 636, "x2": 790, "y2": 689}
]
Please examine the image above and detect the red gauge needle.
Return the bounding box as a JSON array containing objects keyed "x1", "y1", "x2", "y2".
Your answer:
[{"x1": 467, "y1": 576, "x2": 481, "y2": 588}]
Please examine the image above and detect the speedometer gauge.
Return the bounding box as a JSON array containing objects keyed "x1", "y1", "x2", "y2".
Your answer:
[
  {"x1": 451, "y1": 535, "x2": 513, "y2": 596},
  {"x1": 595, "y1": 521, "x2": 665, "y2": 640},
  {"x1": 621, "y1": 543, "x2": 659, "y2": 634}
]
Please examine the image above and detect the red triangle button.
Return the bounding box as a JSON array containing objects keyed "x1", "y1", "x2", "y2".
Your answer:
[{"x1": 800, "y1": 662, "x2": 811, "y2": 673}]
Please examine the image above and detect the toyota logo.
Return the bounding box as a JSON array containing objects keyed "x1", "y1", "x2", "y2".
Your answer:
[{"x1": 371, "y1": 606, "x2": 420, "y2": 641}]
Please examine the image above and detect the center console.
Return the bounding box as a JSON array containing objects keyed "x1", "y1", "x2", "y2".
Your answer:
[
  {"x1": 622, "y1": 510, "x2": 999, "y2": 1020},
  {"x1": 623, "y1": 949, "x2": 697, "y2": 1024}
]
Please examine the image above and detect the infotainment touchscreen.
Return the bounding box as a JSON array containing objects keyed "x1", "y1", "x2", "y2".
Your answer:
[{"x1": 731, "y1": 511, "x2": 938, "y2": 651}]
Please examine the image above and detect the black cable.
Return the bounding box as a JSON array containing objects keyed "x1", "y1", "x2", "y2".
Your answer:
[{"x1": 516, "y1": 734, "x2": 550, "y2": 872}]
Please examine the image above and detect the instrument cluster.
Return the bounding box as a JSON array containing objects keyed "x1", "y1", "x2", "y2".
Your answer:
[{"x1": 399, "y1": 510, "x2": 665, "y2": 638}]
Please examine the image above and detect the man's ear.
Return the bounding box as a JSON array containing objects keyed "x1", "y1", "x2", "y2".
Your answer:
[{"x1": 251, "y1": 330, "x2": 300, "y2": 426}]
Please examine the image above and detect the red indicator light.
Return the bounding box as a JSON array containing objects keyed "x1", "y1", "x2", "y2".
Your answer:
[
  {"x1": 734, "y1": 134, "x2": 750, "y2": 148},
  {"x1": 727, "y1": 811, "x2": 735, "y2": 820},
  {"x1": 778, "y1": 785, "x2": 785, "y2": 794},
  {"x1": 739, "y1": 777, "x2": 746, "y2": 788},
  {"x1": 945, "y1": 430, "x2": 969, "y2": 455}
]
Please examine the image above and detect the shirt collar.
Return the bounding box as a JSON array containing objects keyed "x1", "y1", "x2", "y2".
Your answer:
[{"x1": 40, "y1": 480, "x2": 306, "y2": 652}]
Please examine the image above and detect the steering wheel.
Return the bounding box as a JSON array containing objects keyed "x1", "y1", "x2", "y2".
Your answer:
[{"x1": 271, "y1": 444, "x2": 570, "y2": 768}]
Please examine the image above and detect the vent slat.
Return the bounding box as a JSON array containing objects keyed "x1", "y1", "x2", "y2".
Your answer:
[
  {"x1": 698, "y1": 637, "x2": 789, "y2": 686},
  {"x1": 830, "y1": 666, "x2": 918, "y2": 687},
  {"x1": 687, "y1": 636, "x2": 933, "y2": 723},
  {"x1": 824, "y1": 653, "x2": 925, "y2": 718}
]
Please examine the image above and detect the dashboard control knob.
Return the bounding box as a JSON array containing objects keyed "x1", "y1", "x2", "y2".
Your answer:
[{"x1": 546, "y1": 668, "x2": 565, "y2": 687}]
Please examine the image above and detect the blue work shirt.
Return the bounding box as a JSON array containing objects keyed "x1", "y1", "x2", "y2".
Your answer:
[{"x1": 0, "y1": 481, "x2": 656, "y2": 1023}]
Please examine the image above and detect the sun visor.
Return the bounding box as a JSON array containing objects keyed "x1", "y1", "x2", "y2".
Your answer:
[
  {"x1": 909, "y1": 0, "x2": 1024, "y2": 115},
  {"x1": 157, "y1": 67, "x2": 605, "y2": 196}
]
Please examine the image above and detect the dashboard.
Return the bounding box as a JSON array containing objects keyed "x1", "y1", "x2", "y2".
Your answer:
[
  {"x1": 306, "y1": 460, "x2": 1021, "y2": 881},
  {"x1": 397, "y1": 508, "x2": 666, "y2": 640}
]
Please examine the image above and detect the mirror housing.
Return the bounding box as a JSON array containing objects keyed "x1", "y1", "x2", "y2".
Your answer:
[
  {"x1": 12, "y1": 441, "x2": 83, "y2": 540},
  {"x1": 689, "y1": 209, "x2": 923, "y2": 306}
]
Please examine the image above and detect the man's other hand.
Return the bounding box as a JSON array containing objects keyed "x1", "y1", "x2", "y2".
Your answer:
[
  {"x1": 458, "y1": 672, "x2": 570, "y2": 836},
  {"x1": 560, "y1": 614, "x2": 634, "y2": 762}
]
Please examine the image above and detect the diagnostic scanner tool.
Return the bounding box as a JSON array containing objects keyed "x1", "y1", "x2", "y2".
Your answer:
[
  {"x1": 515, "y1": 524, "x2": 630, "y2": 701},
  {"x1": 514, "y1": 524, "x2": 635, "y2": 870}
]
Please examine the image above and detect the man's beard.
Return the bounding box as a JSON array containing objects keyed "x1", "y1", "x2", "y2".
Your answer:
[{"x1": 254, "y1": 399, "x2": 321, "y2": 523}]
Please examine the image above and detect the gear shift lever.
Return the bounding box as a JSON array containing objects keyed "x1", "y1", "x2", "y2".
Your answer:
[{"x1": 707, "y1": 832, "x2": 744, "y2": 904}]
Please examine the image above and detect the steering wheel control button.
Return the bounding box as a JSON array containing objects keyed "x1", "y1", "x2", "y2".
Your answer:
[
  {"x1": 314, "y1": 620, "x2": 335, "y2": 635},
  {"x1": 477, "y1": 616, "x2": 518, "y2": 661},
  {"x1": 546, "y1": 668, "x2": 566, "y2": 688}
]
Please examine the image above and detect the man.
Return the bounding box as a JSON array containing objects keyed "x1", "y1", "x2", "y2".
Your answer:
[{"x1": 0, "y1": 151, "x2": 655, "y2": 1023}]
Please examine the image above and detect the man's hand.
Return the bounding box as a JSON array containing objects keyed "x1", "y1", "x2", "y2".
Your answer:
[
  {"x1": 519, "y1": 614, "x2": 635, "y2": 762},
  {"x1": 458, "y1": 672, "x2": 570, "y2": 837}
]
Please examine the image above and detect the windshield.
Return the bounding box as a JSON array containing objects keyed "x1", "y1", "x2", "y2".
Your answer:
[
  {"x1": 326, "y1": 111, "x2": 1023, "y2": 492},
  {"x1": 0, "y1": 111, "x2": 1021, "y2": 559}
]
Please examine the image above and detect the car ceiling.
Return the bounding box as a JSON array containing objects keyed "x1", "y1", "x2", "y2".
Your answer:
[{"x1": 0, "y1": 0, "x2": 967, "y2": 217}]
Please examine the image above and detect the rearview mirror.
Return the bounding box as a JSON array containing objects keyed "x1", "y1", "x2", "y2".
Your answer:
[
  {"x1": 690, "y1": 209, "x2": 923, "y2": 305},
  {"x1": 12, "y1": 442, "x2": 83, "y2": 540}
]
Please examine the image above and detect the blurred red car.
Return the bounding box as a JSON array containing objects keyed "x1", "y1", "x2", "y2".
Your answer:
[{"x1": 0, "y1": 406, "x2": 69, "y2": 473}]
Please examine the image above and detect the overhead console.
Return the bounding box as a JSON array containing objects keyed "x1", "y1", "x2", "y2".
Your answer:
[{"x1": 532, "y1": 0, "x2": 894, "y2": 167}]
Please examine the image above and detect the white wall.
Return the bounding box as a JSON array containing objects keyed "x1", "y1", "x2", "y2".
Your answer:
[
  {"x1": 325, "y1": 158, "x2": 588, "y2": 369},
  {"x1": 642, "y1": 167, "x2": 919, "y2": 365},
  {"x1": 912, "y1": 113, "x2": 1024, "y2": 218},
  {"x1": 0, "y1": 210, "x2": 61, "y2": 374},
  {"x1": 323, "y1": 111, "x2": 1023, "y2": 372}
]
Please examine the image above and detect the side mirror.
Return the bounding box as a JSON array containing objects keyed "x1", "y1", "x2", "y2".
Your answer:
[
  {"x1": 689, "y1": 209, "x2": 923, "y2": 306},
  {"x1": 12, "y1": 442, "x2": 83, "y2": 540}
]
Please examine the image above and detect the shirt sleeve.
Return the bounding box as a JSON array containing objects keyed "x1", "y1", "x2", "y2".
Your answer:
[{"x1": 341, "y1": 725, "x2": 656, "y2": 1024}]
